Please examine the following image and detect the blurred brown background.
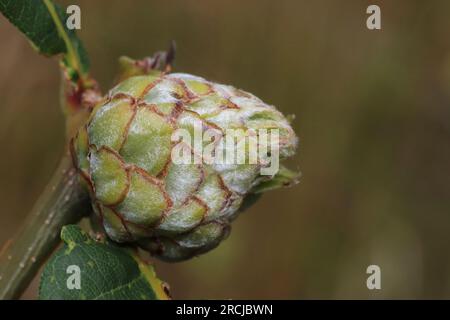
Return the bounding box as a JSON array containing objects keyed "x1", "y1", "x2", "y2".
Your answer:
[{"x1": 1, "y1": 0, "x2": 450, "y2": 299}]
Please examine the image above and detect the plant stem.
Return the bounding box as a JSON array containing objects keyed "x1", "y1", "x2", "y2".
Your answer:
[
  {"x1": 0, "y1": 153, "x2": 90, "y2": 299},
  {"x1": 43, "y1": 0, "x2": 83, "y2": 81}
]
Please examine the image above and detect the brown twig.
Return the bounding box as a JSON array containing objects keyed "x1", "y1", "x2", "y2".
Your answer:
[{"x1": 0, "y1": 154, "x2": 90, "y2": 299}]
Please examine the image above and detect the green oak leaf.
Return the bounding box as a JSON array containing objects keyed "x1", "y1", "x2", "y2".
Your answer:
[
  {"x1": 0, "y1": 0, "x2": 89, "y2": 75},
  {"x1": 39, "y1": 225, "x2": 170, "y2": 300}
]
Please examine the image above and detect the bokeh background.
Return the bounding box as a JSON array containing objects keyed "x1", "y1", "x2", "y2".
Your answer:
[{"x1": 1, "y1": 0, "x2": 450, "y2": 299}]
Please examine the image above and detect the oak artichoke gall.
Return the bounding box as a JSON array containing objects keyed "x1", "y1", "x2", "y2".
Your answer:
[{"x1": 71, "y1": 71, "x2": 299, "y2": 261}]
